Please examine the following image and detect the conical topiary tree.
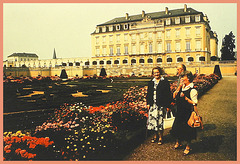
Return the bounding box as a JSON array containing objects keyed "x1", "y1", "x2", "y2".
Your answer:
[
  {"x1": 213, "y1": 65, "x2": 222, "y2": 79},
  {"x1": 60, "y1": 69, "x2": 68, "y2": 79},
  {"x1": 100, "y1": 68, "x2": 107, "y2": 77}
]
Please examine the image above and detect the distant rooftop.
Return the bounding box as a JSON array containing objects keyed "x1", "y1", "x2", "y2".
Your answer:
[{"x1": 8, "y1": 53, "x2": 38, "y2": 58}]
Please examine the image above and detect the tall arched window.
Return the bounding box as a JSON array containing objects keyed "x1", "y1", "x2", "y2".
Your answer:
[
  {"x1": 167, "y1": 58, "x2": 172, "y2": 62},
  {"x1": 188, "y1": 57, "x2": 194, "y2": 62},
  {"x1": 147, "y1": 58, "x2": 153, "y2": 63},
  {"x1": 157, "y1": 58, "x2": 162, "y2": 63},
  {"x1": 92, "y1": 61, "x2": 97, "y2": 65},
  {"x1": 131, "y1": 59, "x2": 136, "y2": 64},
  {"x1": 139, "y1": 59, "x2": 145, "y2": 63},
  {"x1": 177, "y1": 57, "x2": 183, "y2": 62},
  {"x1": 114, "y1": 60, "x2": 119, "y2": 64},
  {"x1": 123, "y1": 59, "x2": 128, "y2": 64}
]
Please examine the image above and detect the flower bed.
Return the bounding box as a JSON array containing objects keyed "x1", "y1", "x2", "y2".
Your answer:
[{"x1": 4, "y1": 73, "x2": 220, "y2": 160}]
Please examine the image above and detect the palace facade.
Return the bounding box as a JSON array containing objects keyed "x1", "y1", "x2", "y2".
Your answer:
[
  {"x1": 91, "y1": 4, "x2": 218, "y2": 67},
  {"x1": 5, "y1": 5, "x2": 232, "y2": 77}
]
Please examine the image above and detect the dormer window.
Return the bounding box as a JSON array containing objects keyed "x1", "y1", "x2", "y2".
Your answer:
[
  {"x1": 116, "y1": 24, "x2": 121, "y2": 31},
  {"x1": 195, "y1": 15, "x2": 200, "y2": 22},
  {"x1": 124, "y1": 24, "x2": 128, "y2": 30},
  {"x1": 102, "y1": 26, "x2": 106, "y2": 32},
  {"x1": 185, "y1": 16, "x2": 190, "y2": 23},
  {"x1": 166, "y1": 18, "x2": 171, "y2": 25},
  {"x1": 109, "y1": 25, "x2": 113, "y2": 31},
  {"x1": 96, "y1": 27, "x2": 100, "y2": 33},
  {"x1": 175, "y1": 17, "x2": 180, "y2": 24}
]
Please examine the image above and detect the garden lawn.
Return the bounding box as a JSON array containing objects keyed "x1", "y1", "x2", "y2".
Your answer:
[{"x1": 126, "y1": 76, "x2": 237, "y2": 161}]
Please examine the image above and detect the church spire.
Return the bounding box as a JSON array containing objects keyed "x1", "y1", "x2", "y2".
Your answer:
[{"x1": 53, "y1": 48, "x2": 57, "y2": 59}]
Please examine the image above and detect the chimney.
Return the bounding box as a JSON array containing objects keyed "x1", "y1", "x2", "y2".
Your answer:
[
  {"x1": 165, "y1": 7, "x2": 169, "y2": 14},
  {"x1": 126, "y1": 13, "x2": 129, "y2": 20},
  {"x1": 184, "y1": 4, "x2": 187, "y2": 12},
  {"x1": 142, "y1": 10, "x2": 145, "y2": 17}
]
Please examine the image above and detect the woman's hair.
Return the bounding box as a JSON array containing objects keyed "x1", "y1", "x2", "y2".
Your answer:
[
  {"x1": 152, "y1": 66, "x2": 164, "y2": 75},
  {"x1": 183, "y1": 71, "x2": 194, "y2": 82}
]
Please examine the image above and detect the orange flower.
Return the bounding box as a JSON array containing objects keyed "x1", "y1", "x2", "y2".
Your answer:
[{"x1": 15, "y1": 148, "x2": 22, "y2": 155}]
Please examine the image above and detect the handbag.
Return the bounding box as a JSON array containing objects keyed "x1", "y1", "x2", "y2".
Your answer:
[
  {"x1": 163, "y1": 111, "x2": 175, "y2": 129},
  {"x1": 187, "y1": 111, "x2": 203, "y2": 129}
]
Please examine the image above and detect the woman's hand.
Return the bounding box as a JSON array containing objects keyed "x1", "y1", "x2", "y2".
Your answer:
[{"x1": 180, "y1": 92, "x2": 185, "y2": 97}]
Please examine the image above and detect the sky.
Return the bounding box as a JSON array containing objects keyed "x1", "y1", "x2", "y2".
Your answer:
[{"x1": 3, "y1": 3, "x2": 237, "y2": 60}]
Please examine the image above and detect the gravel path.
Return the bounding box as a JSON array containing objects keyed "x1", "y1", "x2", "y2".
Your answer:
[{"x1": 125, "y1": 76, "x2": 237, "y2": 161}]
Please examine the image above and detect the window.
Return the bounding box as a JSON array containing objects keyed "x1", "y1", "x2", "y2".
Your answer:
[
  {"x1": 147, "y1": 58, "x2": 153, "y2": 63},
  {"x1": 175, "y1": 17, "x2": 180, "y2": 24},
  {"x1": 96, "y1": 47, "x2": 100, "y2": 56},
  {"x1": 124, "y1": 34, "x2": 128, "y2": 41},
  {"x1": 116, "y1": 34, "x2": 120, "y2": 42},
  {"x1": 186, "y1": 28, "x2": 190, "y2": 37},
  {"x1": 103, "y1": 47, "x2": 106, "y2": 55},
  {"x1": 102, "y1": 26, "x2": 106, "y2": 32},
  {"x1": 199, "y1": 56, "x2": 205, "y2": 61},
  {"x1": 92, "y1": 61, "x2": 97, "y2": 65},
  {"x1": 107, "y1": 60, "x2": 111, "y2": 64},
  {"x1": 149, "y1": 43, "x2": 153, "y2": 53},
  {"x1": 123, "y1": 59, "x2": 128, "y2": 64},
  {"x1": 85, "y1": 61, "x2": 89, "y2": 65},
  {"x1": 62, "y1": 63, "x2": 66, "y2": 66},
  {"x1": 186, "y1": 41, "x2": 191, "y2": 51},
  {"x1": 196, "y1": 27, "x2": 201, "y2": 36},
  {"x1": 132, "y1": 34, "x2": 136, "y2": 40},
  {"x1": 124, "y1": 24, "x2": 128, "y2": 30},
  {"x1": 166, "y1": 30, "x2": 171, "y2": 39},
  {"x1": 167, "y1": 42, "x2": 171, "y2": 52},
  {"x1": 148, "y1": 33, "x2": 153, "y2": 39},
  {"x1": 76, "y1": 62, "x2": 80, "y2": 66},
  {"x1": 188, "y1": 57, "x2": 194, "y2": 62},
  {"x1": 117, "y1": 46, "x2": 121, "y2": 55},
  {"x1": 69, "y1": 63, "x2": 73, "y2": 66},
  {"x1": 124, "y1": 45, "x2": 128, "y2": 55},
  {"x1": 195, "y1": 15, "x2": 200, "y2": 22},
  {"x1": 100, "y1": 60, "x2": 104, "y2": 65},
  {"x1": 196, "y1": 40, "x2": 201, "y2": 51},
  {"x1": 139, "y1": 59, "x2": 144, "y2": 64},
  {"x1": 175, "y1": 42, "x2": 180, "y2": 52},
  {"x1": 109, "y1": 26, "x2": 113, "y2": 31},
  {"x1": 167, "y1": 58, "x2": 172, "y2": 63},
  {"x1": 177, "y1": 57, "x2": 183, "y2": 62},
  {"x1": 140, "y1": 44, "x2": 144, "y2": 54},
  {"x1": 102, "y1": 36, "x2": 106, "y2": 43},
  {"x1": 185, "y1": 16, "x2": 190, "y2": 23},
  {"x1": 166, "y1": 18, "x2": 171, "y2": 25},
  {"x1": 96, "y1": 27, "x2": 100, "y2": 33},
  {"x1": 96, "y1": 37, "x2": 99, "y2": 44},
  {"x1": 116, "y1": 25, "x2": 120, "y2": 30},
  {"x1": 157, "y1": 58, "x2": 162, "y2": 63},
  {"x1": 131, "y1": 59, "x2": 136, "y2": 64},
  {"x1": 109, "y1": 35, "x2": 113, "y2": 43},
  {"x1": 176, "y1": 29, "x2": 180, "y2": 38},
  {"x1": 132, "y1": 44, "x2": 136, "y2": 54},
  {"x1": 110, "y1": 46, "x2": 113, "y2": 55},
  {"x1": 157, "y1": 42, "x2": 162, "y2": 53},
  {"x1": 114, "y1": 60, "x2": 119, "y2": 64},
  {"x1": 157, "y1": 32, "x2": 162, "y2": 39}
]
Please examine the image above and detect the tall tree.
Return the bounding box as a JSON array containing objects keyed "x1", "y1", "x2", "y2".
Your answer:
[{"x1": 220, "y1": 31, "x2": 236, "y2": 60}]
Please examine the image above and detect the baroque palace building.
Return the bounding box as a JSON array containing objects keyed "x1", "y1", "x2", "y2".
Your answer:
[{"x1": 5, "y1": 4, "x2": 229, "y2": 77}]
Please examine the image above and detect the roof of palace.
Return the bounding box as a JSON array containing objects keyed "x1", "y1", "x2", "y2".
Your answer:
[{"x1": 98, "y1": 7, "x2": 203, "y2": 26}]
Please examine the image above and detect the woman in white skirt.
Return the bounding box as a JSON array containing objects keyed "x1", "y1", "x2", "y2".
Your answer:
[{"x1": 146, "y1": 67, "x2": 172, "y2": 145}]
